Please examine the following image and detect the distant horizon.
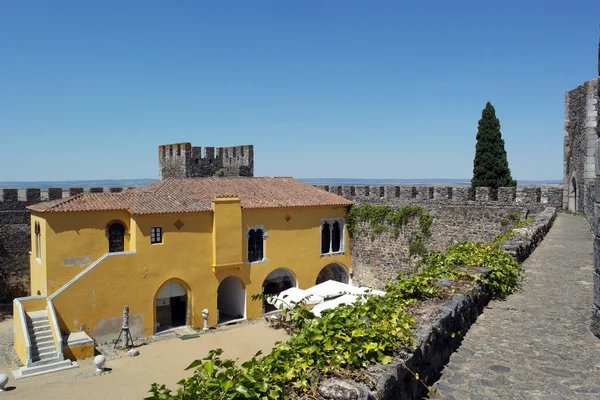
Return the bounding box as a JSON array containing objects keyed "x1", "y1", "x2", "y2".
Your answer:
[{"x1": 0, "y1": 177, "x2": 563, "y2": 189}]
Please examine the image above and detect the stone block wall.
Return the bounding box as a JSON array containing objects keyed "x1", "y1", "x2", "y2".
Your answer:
[
  {"x1": 158, "y1": 142, "x2": 254, "y2": 179},
  {"x1": 564, "y1": 78, "x2": 599, "y2": 221},
  {"x1": 592, "y1": 48, "x2": 600, "y2": 337},
  {"x1": 315, "y1": 184, "x2": 561, "y2": 290},
  {"x1": 350, "y1": 205, "x2": 528, "y2": 290}
]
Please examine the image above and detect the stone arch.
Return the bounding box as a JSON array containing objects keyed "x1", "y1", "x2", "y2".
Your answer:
[
  {"x1": 217, "y1": 276, "x2": 246, "y2": 324},
  {"x1": 316, "y1": 263, "x2": 350, "y2": 285},
  {"x1": 569, "y1": 172, "x2": 578, "y2": 212},
  {"x1": 154, "y1": 279, "x2": 190, "y2": 333},
  {"x1": 262, "y1": 268, "x2": 297, "y2": 314}
]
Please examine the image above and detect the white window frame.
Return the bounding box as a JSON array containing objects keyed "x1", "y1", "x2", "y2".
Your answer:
[
  {"x1": 151, "y1": 227, "x2": 163, "y2": 244},
  {"x1": 320, "y1": 217, "x2": 346, "y2": 256},
  {"x1": 245, "y1": 225, "x2": 268, "y2": 264}
]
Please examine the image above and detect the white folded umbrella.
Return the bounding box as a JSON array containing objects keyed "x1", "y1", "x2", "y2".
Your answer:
[
  {"x1": 311, "y1": 294, "x2": 359, "y2": 317},
  {"x1": 305, "y1": 280, "x2": 349, "y2": 299},
  {"x1": 266, "y1": 287, "x2": 324, "y2": 310},
  {"x1": 306, "y1": 280, "x2": 386, "y2": 299}
]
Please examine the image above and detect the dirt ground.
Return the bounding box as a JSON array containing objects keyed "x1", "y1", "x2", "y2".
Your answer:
[{"x1": 0, "y1": 318, "x2": 289, "y2": 399}]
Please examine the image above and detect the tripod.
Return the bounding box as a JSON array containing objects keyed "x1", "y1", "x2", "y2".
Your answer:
[
  {"x1": 114, "y1": 326, "x2": 134, "y2": 349},
  {"x1": 114, "y1": 305, "x2": 134, "y2": 349}
]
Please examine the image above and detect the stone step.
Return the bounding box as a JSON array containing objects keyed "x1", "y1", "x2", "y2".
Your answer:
[
  {"x1": 32, "y1": 337, "x2": 55, "y2": 347},
  {"x1": 31, "y1": 349, "x2": 58, "y2": 360},
  {"x1": 27, "y1": 310, "x2": 48, "y2": 319},
  {"x1": 30, "y1": 334, "x2": 54, "y2": 345},
  {"x1": 29, "y1": 315, "x2": 48, "y2": 323},
  {"x1": 28, "y1": 353, "x2": 64, "y2": 366},
  {"x1": 31, "y1": 319, "x2": 50, "y2": 327},
  {"x1": 29, "y1": 325, "x2": 50, "y2": 334},
  {"x1": 15, "y1": 359, "x2": 77, "y2": 379},
  {"x1": 36, "y1": 342, "x2": 57, "y2": 352}
]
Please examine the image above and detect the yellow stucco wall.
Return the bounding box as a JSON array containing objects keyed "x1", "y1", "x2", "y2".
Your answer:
[
  {"x1": 32, "y1": 201, "x2": 351, "y2": 343},
  {"x1": 42, "y1": 211, "x2": 132, "y2": 294},
  {"x1": 13, "y1": 301, "x2": 27, "y2": 365},
  {"x1": 212, "y1": 198, "x2": 243, "y2": 268},
  {"x1": 63, "y1": 342, "x2": 94, "y2": 360},
  {"x1": 241, "y1": 205, "x2": 351, "y2": 319}
]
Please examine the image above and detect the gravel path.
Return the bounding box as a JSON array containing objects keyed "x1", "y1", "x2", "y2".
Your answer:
[{"x1": 432, "y1": 213, "x2": 600, "y2": 399}]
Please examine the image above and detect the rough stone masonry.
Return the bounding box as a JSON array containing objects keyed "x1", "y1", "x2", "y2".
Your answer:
[{"x1": 592, "y1": 36, "x2": 600, "y2": 337}]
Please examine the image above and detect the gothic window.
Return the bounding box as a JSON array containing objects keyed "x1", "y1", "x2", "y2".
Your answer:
[
  {"x1": 151, "y1": 227, "x2": 162, "y2": 244},
  {"x1": 321, "y1": 218, "x2": 345, "y2": 255},
  {"x1": 331, "y1": 221, "x2": 341, "y2": 252},
  {"x1": 34, "y1": 221, "x2": 41, "y2": 261},
  {"x1": 247, "y1": 227, "x2": 267, "y2": 263},
  {"x1": 321, "y1": 222, "x2": 330, "y2": 254}
]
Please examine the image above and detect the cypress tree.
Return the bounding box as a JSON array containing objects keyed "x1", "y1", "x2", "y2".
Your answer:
[{"x1": 471, "y1": 102, "x2": 516, "y2": 191}]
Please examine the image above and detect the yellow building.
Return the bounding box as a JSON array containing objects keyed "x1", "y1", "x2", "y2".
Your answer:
[{"x1": 13, "y1": 177, "x2": 352, "y2": 371}]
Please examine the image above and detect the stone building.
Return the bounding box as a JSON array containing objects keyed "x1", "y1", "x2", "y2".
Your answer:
[
  {"x1": 563, "y1": 78, "x2": 599, "y2": 219},
  {"x1": 591, "y1": 37, "x2": 600, "y2": 338},
  {"x1": 158, "y1": 142, "x2": 254, "y2": 179}
]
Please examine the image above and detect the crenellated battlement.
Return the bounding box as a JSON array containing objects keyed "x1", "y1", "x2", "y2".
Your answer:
[
  {"x1": 158, "y1": 142, "x2": 254, "y2": 179},
  {"x1": 314, "y1": 185, "x2": 563, "y2": 210},
  {"x1": 0, "y1": 187, "x2": 130, "y2": 204}
]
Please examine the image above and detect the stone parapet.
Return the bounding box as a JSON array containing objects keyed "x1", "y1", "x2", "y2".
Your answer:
[{"x1": 315, "y1": 185, "x2": 562, "y2": 212}]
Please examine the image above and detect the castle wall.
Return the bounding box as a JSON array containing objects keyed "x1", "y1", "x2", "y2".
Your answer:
[
  {"x1": 158, "y1": 142, "x2": 254, "y2": 179},
  {"x1": 564, "y1": 79, "x2": 599, "y2": 221},
  {"x1": 315, "y1": 184, "x2": 561, "y2": 289},
  {"x1": 350, "y1": 205, "x2": 523, "y2": 289},
  {"x1": 591, "y1": 47, "x2": 600, "y2": 338}
]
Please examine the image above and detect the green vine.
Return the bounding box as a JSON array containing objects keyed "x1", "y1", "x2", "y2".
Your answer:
[{"x1": 347, "y1": 204, "x2": 433, "y2": 255}]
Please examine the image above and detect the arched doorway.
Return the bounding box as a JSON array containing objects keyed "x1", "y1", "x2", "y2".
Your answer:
[
  {"x1": 217, "y1": 276, "x2": 246, "y2": 324},
  {"x1": 316, "y1": 263, "x2": 350, "y2": 285},
  {"x1": 262, "y1": 269, "x2": 297, "y2": 314},
  {"x1": 107, "y1": 221, "x2": 126, "y2": 252},
  {"x1": 569, "y1": 176, "x2": 577, "y2": 212},
  {"x1": 155, "y1": 281, "x2": 188, "y2": 333}
]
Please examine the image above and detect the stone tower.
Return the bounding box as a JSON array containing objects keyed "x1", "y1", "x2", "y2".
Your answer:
[
  {"x1": 158, "y1": 142, "x2": 254, "y2": 179},
  {"x1": 563, "y1": 74, "x2": 599, "y2": 217},
  {"x1": 592, "y1": 31, "x2": 600, "y2": 338}
]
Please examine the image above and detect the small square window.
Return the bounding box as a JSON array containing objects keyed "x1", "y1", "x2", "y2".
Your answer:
[{"x1": 151, "y1": 227, "x2": 162, "y2": 244}]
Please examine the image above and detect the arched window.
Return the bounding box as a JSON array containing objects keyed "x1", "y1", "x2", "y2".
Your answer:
[
  {"x1": 107, "y1": 221, "x2": 126, "y2": 253},
  {"x1": 331, "y1": 221, "x2": 341, "y2": 252},
  {"x1": 320, "y1": 218, "x2": 344, "y2": 255},
  {"x1": 247, "y1": 226, "x2": 267, "y2": 263},
  {"x1": 321, "y1": 222, "x2": 330, "y2": 254}
]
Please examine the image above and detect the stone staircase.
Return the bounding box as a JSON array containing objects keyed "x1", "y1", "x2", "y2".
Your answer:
[{"x1": 13, "y1": 310, "x2": 77, "y2": 378}]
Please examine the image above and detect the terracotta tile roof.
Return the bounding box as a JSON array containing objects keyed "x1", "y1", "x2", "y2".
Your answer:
[{"x1": 28, "y1": 177, "x2": 353, "y2": 214}]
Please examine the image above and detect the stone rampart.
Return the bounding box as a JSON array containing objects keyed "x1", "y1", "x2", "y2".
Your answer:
[
  {"x1": 314, "y1": 208, "x2": 557, "y2": 399},
  {"x1": 350, "y1": 205, "x2": 529, "y2": 290},
  {"x1": 315, "y1": 184, "x2": 562, "y2": 212}
]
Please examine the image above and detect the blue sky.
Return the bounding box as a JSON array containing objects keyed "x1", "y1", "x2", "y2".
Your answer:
[{"x1": 1, "y1": 1, "x2": 598, "y2": 181}]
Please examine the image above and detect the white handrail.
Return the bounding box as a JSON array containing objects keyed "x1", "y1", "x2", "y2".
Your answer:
[
  {"x1": 49, "y1": 251, "x2": 136, "y2": 301},
  {"x1": 13, "y1": 298, "x2": 32, "y2": 366},
  {"x1": 46, "y1": 298, "x2": 64, "y2": 359}
]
